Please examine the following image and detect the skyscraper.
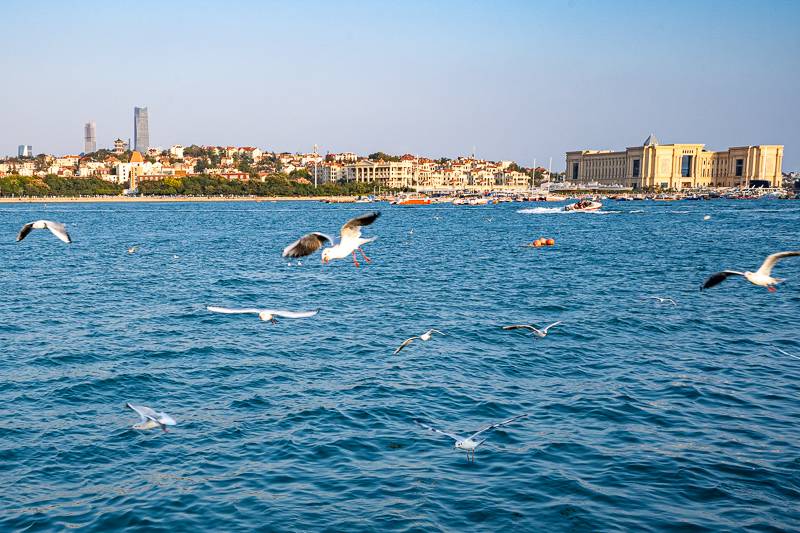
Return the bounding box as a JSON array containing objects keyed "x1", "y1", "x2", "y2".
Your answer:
[
  {"x1": 134, "y1": 107, "x2": 149, "y2": 153},
  {"x1": 84, "y1": 121, "x2": 97, "y2": 154},
  {"x1": 18, "y1": 145, "x2": 32, "y2": 157}
]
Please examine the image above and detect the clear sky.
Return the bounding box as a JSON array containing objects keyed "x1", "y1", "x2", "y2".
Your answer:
[{"x1": 2, "y1": 0, "x2": 798, "y2": 172}]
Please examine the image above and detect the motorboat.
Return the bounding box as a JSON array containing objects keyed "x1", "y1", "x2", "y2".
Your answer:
[{"x1": 564, "y1": 200, "x2": 602, "y2": 212}]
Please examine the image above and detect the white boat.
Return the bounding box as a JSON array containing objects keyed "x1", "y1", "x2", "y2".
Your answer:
[{"x1": 564, "y1": 201, "x2": 602, "y2": 212}]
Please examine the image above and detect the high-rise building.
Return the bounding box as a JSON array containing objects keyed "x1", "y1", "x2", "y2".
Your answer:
[
  {"x1": 18, "y1": 145, "x2": 32, "y2": 157},
  {"x1": 134, "y1": 107, "x2": 149, "y2": 154},
  {"x1": 84, "y1": 121, "x2": 97, "y2": 154}
]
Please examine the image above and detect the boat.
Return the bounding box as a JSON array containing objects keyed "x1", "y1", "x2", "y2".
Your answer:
[
  {"x1": 564, "y1": 200, "x2": 602, "y2": 212},
  {"x1": 392, "y1": 193, "x2": 431, "y2": 206}
]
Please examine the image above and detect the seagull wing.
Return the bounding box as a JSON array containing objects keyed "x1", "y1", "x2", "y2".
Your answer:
[
  {"x1": 755, "y1": 251, "x2": 800, "y2": 276},
  {"x1": 16, "y1": 222, "x2": 35, "y2": 242},
  {"x1": 126, "y1": 403, "x2": 156, "y2": 423},
  {"x1": 44, "y1": 221, "x2": 71, "y2": 243},
  {"x1": 425, "y1": 330, "x2": 447, "y2": 337},
  {"x1": 155, "y1": 412, "x2": 177, "y2": 425},
  {"x1": 701, "y1": 271, "x2": 744, "y2": 290},
  {"x1": 267, "y1": 309, "x2": 321, "y2": 319},
  {"x1": 394, "y1": 337, "x2": 419, "y2": 354},
  {"x1": 206, "y1": 306, "x2": 262, "y2": 314},
  {"x1": 467, "y1": 414, "x2": 527, "y2": 441},
  {"x1": 665, "y1": 299, "x2": 678, "y2": 307},
  {"x1": 414, "y1": 420, "x2": 463, "y2": 442},
  {"x1": 540, "y1": 321, "x2": 563, "y2": 334},
  {"x1": 771, "y1": 344, "x2": 800, "y2": 360},
  {"x1": 502, "y1": 325, "x2": 537, "y2": 331},
  {"x1": 282, "y1": 232, "x2": 333, "y2": 258},
  {"x1": 340, "y1": 211, "x2": 380, "y2": 241}
]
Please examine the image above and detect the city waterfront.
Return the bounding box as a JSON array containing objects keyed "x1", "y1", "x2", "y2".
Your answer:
[{"x1": 2, "y1": 200, "x2": 799, "y2": 532}]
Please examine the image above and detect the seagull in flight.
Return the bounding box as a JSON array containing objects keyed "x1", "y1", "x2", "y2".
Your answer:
[
  {"x1": 484, "y1": 217, "x2": 495, "y2": 222},
  {"x1": 206, "y1": 306, "x2": 320, "y2": 324},
  {"x1": 394, "y1": 329, "x2": 446, "y2": 354},
  {"x1": 282, "y1": 211, "x2": 380, "y2": 267},
  {"x1": 414, "y1": 414, "x2": 527, "y2": 461},
  {"x1": 502, "y1": 321, "x2": 562, "y2": 343},
  {"x1": 126, "y1": 403, "x2": 176, "y2": 432},
  {"x1": 771, "y1": 344, "x2": 800, "y2": 360},
  {"x1": 701, "y1": 251, "x2": 800, "y2": 292},
  {"x1": 16, "y1": 220, "x2": 71, "y2": 243},
  {"x1": 127, "y1": 246, "x2": 140, "y2": 254},
  {"x1": 643, "y1": 296, "x2": 678, "y2": 307},
  {"x1": 433, "y1": 216, "x2": 442, "y2": 220}
]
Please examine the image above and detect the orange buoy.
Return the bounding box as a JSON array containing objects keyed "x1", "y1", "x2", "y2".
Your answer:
[
  {"x1": 546, "y1": 238, "x2": 554, "y2": 246},
  {"x1": 534, "y1": 240, "x2": 542, "y2": 247}
]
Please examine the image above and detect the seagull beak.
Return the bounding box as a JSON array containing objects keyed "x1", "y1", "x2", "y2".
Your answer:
[{"x1": 324, "y1": 257, "x2": 329, "y2": 265}]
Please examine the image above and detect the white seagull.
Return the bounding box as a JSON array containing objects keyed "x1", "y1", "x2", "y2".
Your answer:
[
  {"x1": 771, "y1": 344, "x2": 800, "y2": 360},
  {"x1": 643, "y1": 296, "x2": 678, "y2": 307},
  {"x1": 206, "y1": 306, "x2": 320, "y2": 324},
  {"x1": 126, "y1": 403, "x2": 177, "y2": 432},
  {"x1": 502, "y1": 321, "x2": 563, "y2": 343},
  {"x1": 17, "y1": 220, "x2": 71, "y2": 243},
  {"x1": 414, "y1": 414, "x2": 527, "y2": 461},
  {"x1": 484, "y1": 217, "x2": 495, "y2": 222},
  {"x1": 127, "y1": 246, "x2": 140, "y2": 254},
  {"x1": 701, "y1": 251, "x2": 800, "y2": 292},
  {"x1": 394, "y1": 329, "x2": 446, "y2": 354},
  {"x1": 282, "y1": 211, "x2": 380, "y2": 267}
]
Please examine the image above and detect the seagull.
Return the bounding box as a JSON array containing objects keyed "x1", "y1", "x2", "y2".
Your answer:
[
  {"x1": 414, "y1": 414, "x2": 527, "y2": 461},
  {"x1": 433, "y1": 216, "x2": 442, "y2": 220},
  {"x1": 771, "y1": 344, "x2": 800, "y2": 360},
  {"x1": 282, "y1": 211, "x2": 380, "y2": 267},
  {"x1": 701, "y1": 251, "x2": 800, "y2": 292},
  {"x1": 484, "y1": 217, "x2": 495, "y2": 222},
  {"x1": 643, "y1": 296, "x2": 678, "y2": 307},
  {"x1": 126, "y1": 403, "x2": 176, "y2": 432},
  {"x1": 394, "y1": 329, "x2": 446, "y2": 354},
  {"x1": 206, "y1": 306, "x2": 320, "y2": 324},
  {"x1": 502, "y1": 321, "x2": 562, "y2": 343},
  {"x1": 16, "y1": 220, "x2": 71, "y2": 243},
  {"x1": 173, "y1": 255, "x2": 179, "y2": 258},
  {"x1": 127, "y1": 246, "x2": 140, "y2": 253},
  {"x1": 408, "y1": 229, "x2": 413, "y2": 234}
]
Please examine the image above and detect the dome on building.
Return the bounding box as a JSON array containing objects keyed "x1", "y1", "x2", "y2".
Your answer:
[{"x1": 643, "y1": 134, "x2": 659, "y2": 146}]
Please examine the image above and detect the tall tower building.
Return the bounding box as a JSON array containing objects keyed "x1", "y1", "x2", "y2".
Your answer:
[
  {"x1": 18, "y1": 145, "x2": 32, "y2": 157},
  {"x1": 134, "y1": 107, "x2": 149, "y2": 154},
  {"x1": 84, "y1": 121, "x2": 97, "y2": 154}
]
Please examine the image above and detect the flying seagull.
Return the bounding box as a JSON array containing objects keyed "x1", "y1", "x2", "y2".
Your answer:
[
  {"x1": 394, "y1": 329, "x2": 446, "y2": 354},
  {"x1": 126, "y1": 403, "x2": 176, "y2": 432},
  {"x1": 282, "y1": 211, "x2": 380, "y2": 267},
  {"x1": 127, "y1": 246, "x2": 140, "y2": 254},
  {"x1": 206, "y1": 306, "x2": 320, "y2": 324},
  {"x1": 16, "y1": 220, "x2": 71, "y2": 243},
  {"x1": 502, "y1": 321, "x2": 562, "y2": 343},
  {"x1": 484, "y1": 217, "x2": 495, "y2": 222},
  {"x1": 771, "y1": 344, "x2": 800, "y2": 360},
  {"x1": 701, "y1": 251, "x2": 800, "y2": 292},
  {"x1": 414, "y1": 414, "x2": 527, "y2": 461},
  {"x1": 643, "y1": 296, "x2": 678, "y2": 307}
]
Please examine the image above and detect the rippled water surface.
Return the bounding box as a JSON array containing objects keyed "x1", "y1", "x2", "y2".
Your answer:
[{"x1": 2, "y1": 199, "x2": 800, "y2": 532}]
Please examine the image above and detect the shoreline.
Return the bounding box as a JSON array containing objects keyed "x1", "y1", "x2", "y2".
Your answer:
[{"x1": 0, "y1": 196, "x2": 355, "y2": 203}]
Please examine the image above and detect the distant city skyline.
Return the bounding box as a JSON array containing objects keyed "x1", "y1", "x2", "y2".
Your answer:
[{"x1": 1, "y1": 1, "x2": 798, "y2": 172}]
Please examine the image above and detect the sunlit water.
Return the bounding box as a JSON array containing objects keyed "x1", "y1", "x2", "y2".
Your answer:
[{"x1": 1, "y1": 199, "x2": 799, "y2": 532}]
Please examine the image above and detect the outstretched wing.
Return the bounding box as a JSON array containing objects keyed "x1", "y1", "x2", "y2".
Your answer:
[
  {"x1": 155, "y1": 412, "x2": 177, "y2": 425},
  {"x1": 126, "y1": 402, "x2": 156, "y2": 423},
  {"x1": 282, "y1": 232, "x2": 333, "y2": 258},
  {"x1": 502, "y1": 325, "x2": 537, "y2": 331},
  {"x1": 771, "y1": 344, "x2": 800, "y2": 360},
  {"x1": 756, "y1": 251, "x2": 800, "y2": 276},
  {"x1": 701, "y1": 271, "x2": 743, "y2": 290},
  {"x1": 206, "y1": 306, "x2": 262, "y2": 314},
  {"x1": 16, "y1": 223, "x2": 35, "y2": 242},
  {"x1": 425, "y1": 330, "x2": 447, "y2": 337},
  {"x1": 664, "y1": 299, "x2": 678, "y2": 307},
  {"x1": 467, "y1": 414, "x2": 527, "y2": 441},
  {"x1": 541, "y1": 321, "x2": 562, "y2": 334},
  {"x1": 268, "y1": 309, "x2": 321, "y2": 319},
  {"x1": 340, "y1": 211, "x2": 380, "y2": 241},
  {"x1": 394, "y1": 337, "x2": 419, "y2": 354},
  {"x1": 44, "y1": 221, "x2": 71, "y2": 243},
  {"x1": 414, "y1": 419, "x2": 463, "y2": 442}
]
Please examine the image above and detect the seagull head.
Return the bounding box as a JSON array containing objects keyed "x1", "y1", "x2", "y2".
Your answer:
[{"x1": 321, "y1": 248, "x2": 331, "y2": 264}]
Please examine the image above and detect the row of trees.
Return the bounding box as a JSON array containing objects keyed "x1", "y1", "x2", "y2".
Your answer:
[{"x1": 0, "y1": 175, "x2": 124, "y2": 197}]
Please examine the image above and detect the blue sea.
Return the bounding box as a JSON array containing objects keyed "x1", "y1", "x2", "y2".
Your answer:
[{"x1": 2, "y1": 199, "x2": 799, "y2": 532}]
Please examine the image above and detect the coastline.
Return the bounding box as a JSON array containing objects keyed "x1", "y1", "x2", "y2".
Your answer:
[{"x1": 0, "y1": 196, "x2": 352, "y2": 203}]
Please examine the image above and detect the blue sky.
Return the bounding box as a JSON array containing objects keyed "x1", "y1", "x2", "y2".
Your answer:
[{"x1": 2, "y1": 0, "x2": 798, "y2": 172}]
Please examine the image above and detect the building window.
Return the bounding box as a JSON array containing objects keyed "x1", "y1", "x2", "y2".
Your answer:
[
  {"x1": 681, "y1": 155, "x2": 692, "y2": 177},
  {"x1": 735, "y1": 159, "x2": 743, "y2": 177},
  {"x1": 572, "y1": 162, "x2": 579, "y2": 181},
  {"x1": 632, "y1": 159, "x2": 640, "y2": 178}
]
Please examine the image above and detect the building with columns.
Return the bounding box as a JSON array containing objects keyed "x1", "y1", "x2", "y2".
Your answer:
[{"x1": 565, "y1": 135, "x2": 784, "y2": 189}]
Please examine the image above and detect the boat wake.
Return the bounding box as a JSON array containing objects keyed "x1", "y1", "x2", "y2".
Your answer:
[{"x1": 517, "y1": 207, "x2": 610, "y2": 214}]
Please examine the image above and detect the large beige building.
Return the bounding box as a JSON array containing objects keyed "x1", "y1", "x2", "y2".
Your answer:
[{"x1": 565, "y1": 135, "x2": 783, "y2": 189}]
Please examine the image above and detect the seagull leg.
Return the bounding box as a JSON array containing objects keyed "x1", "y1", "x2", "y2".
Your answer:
[
  {"x1": 767, "y1": 285, "x2": 776, "y2": 292},
  {"x1": 357, "y1": 248, "x2": 371, "y2": 262},
  {"x1": 161, "y1": 424, "x2": 168, "y2": 433},
  {"x1": 352, "y1": 251, "x2": 360, "y2": 267}
]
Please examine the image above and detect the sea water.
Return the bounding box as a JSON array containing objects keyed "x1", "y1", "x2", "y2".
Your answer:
[{"x1": 1, "y1": 199, "x2": 799, "y2": 532}]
